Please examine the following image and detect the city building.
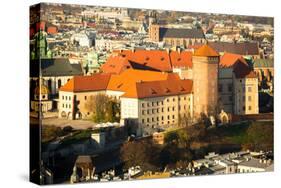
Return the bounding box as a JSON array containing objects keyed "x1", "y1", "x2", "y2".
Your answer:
[
  {"x1": 149, "y1": 24, "x2": 206, "y2": 47},
  {"x1": 59, "y1": 69, "x2": 193, "y2": 136},
  {"x1": 219, "y1": 53, "x2": 259, "y2": 114},
  {"x1": 59, "y1": 45, "x2": 259, "y2": 134}
]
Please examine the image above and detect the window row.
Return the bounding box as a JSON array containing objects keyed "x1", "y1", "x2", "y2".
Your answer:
[
  {"x1": 62, "y1": 103, "x2": 71, "y2": 109},
  {"x1": 62, "y1": 95, "x2": 71, "y2": 101},
  {"x1": 142, "y1": 115, "x2": 176, "y2": 123},
  {"x1": 141, "y1": 97, "x2": 190, "y2": 108}
]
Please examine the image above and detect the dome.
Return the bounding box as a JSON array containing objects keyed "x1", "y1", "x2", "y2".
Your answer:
[
  {"x1": 193, "y1": 44, "x2": 219, "y2": 57},
  {"x1": 34, "y1": 84, "x2": 49, "y2": 95}
]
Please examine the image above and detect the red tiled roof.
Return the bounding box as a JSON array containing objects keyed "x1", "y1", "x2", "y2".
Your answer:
[
  {"x1": 120, "y1": 50, "x2": 172, "y2": 72},
  {"x1": 106, "y1": 69, "x2": 178, "y2": 92},
  {"x1": 122, "y1": 79, "x2": 193, "y2": 99},
  {"x1": 220, "y1": 52, "x2": 248, "y2": 68},
  {"x1": 102, "y1": 49, "x2": 195, "y2": 74},
  {"x1": 100, "y1": 56, "x2": 132, "y2": 74},
  {"x1": 219, "y1": 52, "x2": 256, "y2": 79},
  {"x1": 170, "y1": 51, "x2": 192, "y2": 68},
  {"x1": 60, "y1": 73, "x2": 111, "y2": 92}
]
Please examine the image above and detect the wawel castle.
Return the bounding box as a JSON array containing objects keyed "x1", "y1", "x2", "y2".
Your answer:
[{"x1": 57, "y1": 44, "x2": 259, "y2": 135}]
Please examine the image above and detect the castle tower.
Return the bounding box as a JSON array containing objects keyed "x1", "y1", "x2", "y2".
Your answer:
[{"x1": 192, "y1": 44, "x2": 219, "y2": 118}]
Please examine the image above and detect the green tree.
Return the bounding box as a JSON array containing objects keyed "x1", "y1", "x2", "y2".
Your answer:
[{"x1": 84, "y1": 94, "x2": 120, "y2": 123}]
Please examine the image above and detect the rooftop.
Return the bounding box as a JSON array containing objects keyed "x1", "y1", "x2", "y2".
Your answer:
[
  {"x1": 159, "y1": 27, "x2": 205, "y2": 39},
  {"x1": 193, "y1": 44, "x2": 219, "y2": 57}
]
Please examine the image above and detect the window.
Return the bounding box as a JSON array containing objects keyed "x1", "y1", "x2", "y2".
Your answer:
[
  {"x1": 142, "y1": 119, "x2": 145, "y2": 123},
  {"x1": 147, "y1": 110, "x2": 150, "y2": 114},
  {"x1": 229, "y1": 96, "x2": 233, "y2": 101},
  {"x1": 157, "y1": 117, "x2": 159, "y2": 121},
  {"x1": 172, "y1": 107, "x2": 175, "y2": 111},
  {"x1": 172, "y1": 115, "x2": 175, "y2": 119},
  {"x1": 85, "y1": 96, "x2": 87, "y2": 100},
  {"x1": 142, "y1": 110, "x2": 145, "y2": 115},
  {"x1": 167, "y1": 107, "x2": 170, "y2": 112},
  {"x1": 62, "y1": 104, "x2": 64, "y2": 108},
  {"x1": 162, "y1": 108, "x2": 164, "y2": 112},
  {"x1": 147, "y1": 118, "x2": 150, "y2": 122},
  {"x1": 167, "y1": 115, "x2": 170, "y2": 120},
  {"x1": 152, "y1": 117, "x2": 154, "y2": 122},
  {"x1": 248, "y1": 96, "x2": 252, "y2": 101},
  {"x1": 228, "y1": 84, "x2": 232, "y2": 92},
  {"x1": 248, "y1": 87, "x2": 252, "y2": 92},
  {"x1": 62, "y1": 96, "x2": 64, "y2": 100},
  {"x1": 142, "y1": 103, "x2": 145, "y2": 108},
  {"x1": 173, "y1": 98, "x2": 175, "y2": 102},
  {"x1": 243, "y1": 106, "x2": 245, "y2": 111},
  {"x1": 147, "y1": 103, "x2": 150, "y2": 107},
  {"x1": 248, "y1": 106, "x2": 252, "y2": 110},
  {"x1": 218, "y1": 84, "x2": 223, "y2": 92}
]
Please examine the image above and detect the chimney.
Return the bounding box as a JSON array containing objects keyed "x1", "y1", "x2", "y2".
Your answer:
[{"x1": 166, "y1": 48, "x2": 170, "y2": 54}]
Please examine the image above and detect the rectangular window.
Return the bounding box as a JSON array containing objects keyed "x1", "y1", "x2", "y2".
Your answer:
[
  {"x1": 142, "y1": 110, "x2": 145, "y2": 115},
  {"x1": 229, "y1": 96, "x2": 233, "y2": 101},
  {"x1": 218, "y1": 84, "x2": 223, "y2": 92},
  {"x1": 248, "y1": 106, "x2": 252, "y2": 110},
  {"x1": 142, "y1": 119, "x2": 145, "y2": 123},
  {"x1": 147, "y1": 110, "x2": 149, "y2": 114},
  {"x1": 142, "y1": 103, "x2": 145, "y2": 108},
  {"x1": 248, "y1": 96, "x2": 252, "y2": 101},
  {"x1": 248, "y1": 87, "x2": 252, "y2": 92},
  {"x1": 147, "y1": 118, "x2": 150, "y2": 122},
  {"x1": 62, "y1": 96, "x2": 64, "y2": 100},
  {"x1": 84, "y1": 96, "x2": 87, "y2": 100},
  {"x1": 228, "y1": 84, "x2": 232, "y2": 92}
]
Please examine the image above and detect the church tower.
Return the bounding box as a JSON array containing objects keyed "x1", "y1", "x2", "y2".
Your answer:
[
  {"x1": 192, "y1": 44, "x2": 219, "y2": 118},
  {"x1": 31, "y1": 30, "x2": 52, "y2": 60}
]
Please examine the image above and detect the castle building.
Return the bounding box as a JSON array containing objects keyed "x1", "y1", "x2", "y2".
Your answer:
[
  {"x1": 58, "y1": 45, "x2": 259, "y2": 136},
  {"x1": 219, "y1": 53, "x2": 259, "y2": 115},
  {"x1": 59, "y1": 69, "x2": 193, "y2": 136}
]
